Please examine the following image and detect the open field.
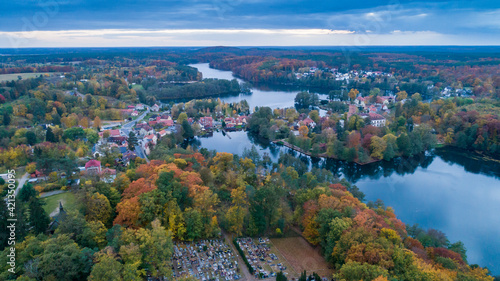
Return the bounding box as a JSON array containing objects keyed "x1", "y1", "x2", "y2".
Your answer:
[
  {"x1": 0, "y1": 72, "x2": 60, "y2": 82},
  {"x1": 131, "y1": 84, "x2": 144, "y2": 90},
  {"x1": 270, "y1": 237, "x2": 334, "y2": 279},
  {"x1": 43, "y1": 192, "x2": 76, "y2": 216}
]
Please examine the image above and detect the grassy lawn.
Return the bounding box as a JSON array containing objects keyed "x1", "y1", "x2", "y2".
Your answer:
[
  {"x1": 0, "y1": 72, "x2": 59, "y2": 82},
  {"x1": 43, "y1": 192, "x2": 77, "y2": 216},
  {"x1": 131, "y1": 84, "x2": 144, "y2": 91}
]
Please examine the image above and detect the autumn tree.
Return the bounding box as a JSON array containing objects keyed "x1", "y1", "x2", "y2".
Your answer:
[
  {"x1": 226, "y1": 186, "x2": 248, "y2": 236},
  {"x1": 93, "y1": 116, "x2": 102, "y2": 129},
  {"x1": 370, "y1": 136, "x2": 387, "y2": 160},
  {"x1": 85, "y1": 192, "x2": 112, "y2": 225},
  {"x1": 396, "y1": 90, "x2": 408, "y2": 101},
  {"x1": 299, "y1": 125, "x2": 309, "y2": 138},
  {"x1": 348, "y1": 89, "x2": 359, "y2": 102}
]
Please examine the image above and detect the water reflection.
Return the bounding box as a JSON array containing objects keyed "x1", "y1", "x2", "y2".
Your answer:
[{"x1": 188, "y1": 63, "x2": 500, "y2": 274}]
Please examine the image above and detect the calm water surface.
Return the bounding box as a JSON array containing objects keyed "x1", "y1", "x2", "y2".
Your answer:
[{"x1": 190, "y1": 63, "x2": 500, "y2": 274}]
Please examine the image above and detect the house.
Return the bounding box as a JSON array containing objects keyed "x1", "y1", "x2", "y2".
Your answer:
[
  {"x1": 144, "y1": 134, "x2": 158, "y2": 145},
  {"x1": 131, "y1": 110, "x2": 139, "y2": 117},
  {"x1": 122, "y1": 151, "x2": 137, "y2": 166},
  {"x1": 235, "y1": 116, "x2": 248, "y2": 126},
  {"x1": 108, "y1": 136, "x2": 128, "y2": 145},
  {"x1": 100, "y1": 168, "x2": 116, "y2": 183},
  {"x1": 224, "y1": 117, "x2": 236, "y2": 127},
  {"x1": 159, "y1": 130, "x2": 170, "y2": 137},
  {"x1": 151, "y1": 104, "x2": 160, "y2": 112},
  {"x1": 300, "y1": 118, "x2": 316, "y2": 128},
  {"x1": 361, "y1": 113, "x2": 386, "y2": 127},
  {"x1": 121, "y1": 109, "x2": 133, "y2": 116},
  {"x1": 199, "y1": 117, "x2": 213, "y2": 128},
  {"x1": 160, "y1": 119, "x2": 174, "y2": 127},
  {"x1": 127, "y1": 105, "x2": 136, "y2": 109},
  {"x1": 85, "y1": 159, "x2": 102, "y2": 175},
  {"x1": 135, "y1": 104, "x2": 145, "y2": 110},
  {"x1": 100, "y1": 129, "x2": 121, "y2": 138},
  {"x1": 355, "y1": 97, "x2": 367, "y2": 108}
]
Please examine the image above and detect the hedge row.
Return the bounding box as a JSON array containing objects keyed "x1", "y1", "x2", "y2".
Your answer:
[{"x1": 233, "y1": 239, "x2": 254, "y2": 274}]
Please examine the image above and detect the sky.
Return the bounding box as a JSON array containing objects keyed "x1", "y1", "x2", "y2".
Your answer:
[{"x1": 0, "y1": 0, "x2": 499, "y2": 47}]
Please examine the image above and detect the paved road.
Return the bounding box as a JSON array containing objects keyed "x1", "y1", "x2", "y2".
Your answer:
[
  {"x1": 14, "y1": 173, "x2": 29, "y2": 197},
  {"x1": 40, "y1": 190, "x2": 66, "y2": 198},
  {"x1": 120, "y1": 107, "x2": 150, "y2": 136}
]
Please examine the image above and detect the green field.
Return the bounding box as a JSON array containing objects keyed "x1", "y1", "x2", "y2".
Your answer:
[
  {"x1": 43, "y1": 192, "x2": 77, "y2": 216},
  {"x1": 0, "y1": 72, "x2": 59, "y2": 82},
  {"x1": 131, "y1": 84, "x2": 144, "y2": 90}
]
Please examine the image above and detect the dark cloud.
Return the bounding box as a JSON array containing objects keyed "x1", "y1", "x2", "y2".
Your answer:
[{"x1": 0, "y1": 0, "x2": 499, "y2": 44}]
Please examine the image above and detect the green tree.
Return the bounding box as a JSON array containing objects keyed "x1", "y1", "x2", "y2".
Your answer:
[
  {"x1": 89, "y1": 250, "x2": 123, "y2": 281},
  {"x1": 397, "y1": 133, "x2": 412, "y2": 157},
  {"x1": 2, "y1": 112, "x2": 10, "y2": 126},
  {"x1": 177, "y1": 112, "x2": 188, "y2": 124},
  {"x1": 38, "y1": 235, "x2": 94, "y2": 281},
  {"x1": 26, "y1": 131, "x2": 37, "y2": 145},
  {"x1": 19, "y1": 183, "x2": 38, "y2": 202},
  {"x1": 28, "y1": 197, "x2": 50, "y2": 234},
  {"x1": 335, "y1": 261, "x2": 388, "y2": 281},
  {"x1": 46, "y1": 126, "x2": 56, "y2": 142},
  {"x1": 181, "y1": 119, "x2": 194, "y2": 139},
  {"x1": 128, "y1": 132, "x2": 138, "y2": 151},
  {"x1": 184, "y1": 208, "x2": 203, "y2": 241}
]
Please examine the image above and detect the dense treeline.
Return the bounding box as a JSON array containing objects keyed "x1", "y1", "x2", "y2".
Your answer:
[
  {"x1": 0, "y1": 65, "x2": 73, "y2": 74},
  {"x1": 153, "y1": 78, "x2": 241, "y2": 100}
]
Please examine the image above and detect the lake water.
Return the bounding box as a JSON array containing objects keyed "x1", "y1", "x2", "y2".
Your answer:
[
  {"x1": 190, "y1": 63, "x2": 329, "y2": 114},
  {"x1": 189, "y1": 63, "x2": 500, "y2": 274}
]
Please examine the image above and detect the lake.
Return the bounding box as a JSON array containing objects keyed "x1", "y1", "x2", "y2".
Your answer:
[{"x1": 189, "y1": 63, "x2": 500, "y2": 274}]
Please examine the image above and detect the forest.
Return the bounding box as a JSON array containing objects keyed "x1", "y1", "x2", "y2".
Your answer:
[{"x1": 0, "y1": 47, "x2": 498, "y2": 280}]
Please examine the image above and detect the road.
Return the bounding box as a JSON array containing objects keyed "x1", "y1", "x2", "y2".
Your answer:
[
  {"x1": 117, "y1": 106, "x2": 151, "y2": 162},
  {"x1": 14, "y1": 173, "x2": 29, "y2": 197},
  {"x1": 120, "y1": 107, "x2": 150, "y2": 137}
]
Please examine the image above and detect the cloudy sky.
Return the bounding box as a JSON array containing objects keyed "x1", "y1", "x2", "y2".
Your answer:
[{"x1": 1, "y1": 0, "x2": 499, "y2": 47}]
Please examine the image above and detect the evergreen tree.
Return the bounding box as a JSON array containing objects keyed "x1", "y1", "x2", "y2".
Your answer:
[
  {"x1": 299, "y1": 270, "x2": 307, "y2": 281},
  {"x1": 46, "y1": 126, "x2": 56, "y2": 142},
  {"x1": 26, "y1": 131, "x2": 37, "y2": 145},
  {"x1": 181, "y1": 119, "x2": 194, "y2": 139},
  {"x1": 18, "y1": 183, "x2": 38, "y2": 202},
  {"x1": 2, "y1": 112, "x2": 10, "y2": 126},
  {"x1": 128, "y1": 132, "x2": 138, "y2": 151},
  {"x1": 276, "y1": 271, "x2": 287, "y2": 281},
  {"x1": 28, "y1": 197, "x2": 50, "y2": 234}
]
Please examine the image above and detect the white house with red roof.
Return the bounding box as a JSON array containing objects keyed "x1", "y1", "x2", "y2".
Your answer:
[
  {"x1": 151, "y1": 104, "x2": 160, "y2": 112},
  {"x1": 361, "y1": 113, "x2": 386, "y2": 127},
  {"x1": 299, "y1": 117, "x2": 316, "y2": 128},
  {"x1": 85, "y1": 159, "x2": 102, "y2": 175},
  {"x1": 99, "y1": 129, "x2": 121, "y2": 138},
  {"x1": 199, "y1": 117, "x2": 213, "y2": 128}
]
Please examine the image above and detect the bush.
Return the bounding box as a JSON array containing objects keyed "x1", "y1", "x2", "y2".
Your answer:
[
  {"x1": 39, "y1": 182, "x2": 63, "y2": 193},
  {"x1": 435, "y1": 256, "x2": 457, "y2": 270}
]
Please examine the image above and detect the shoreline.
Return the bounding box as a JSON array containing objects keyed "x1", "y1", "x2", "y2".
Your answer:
[{"x1": 272, "y1": 139, "x2": 381, "y2": 165}]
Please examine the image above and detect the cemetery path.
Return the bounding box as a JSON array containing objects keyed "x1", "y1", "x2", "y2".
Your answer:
[{"x1": 223, "y1": 232, "x2": 258, "y2": 281}]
